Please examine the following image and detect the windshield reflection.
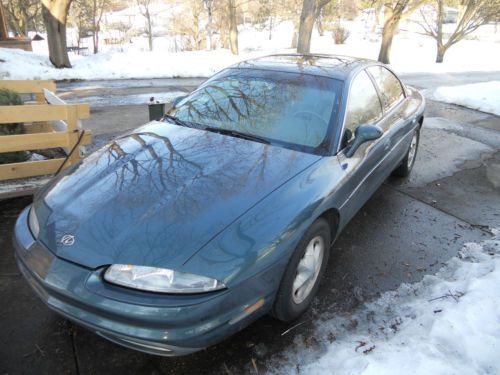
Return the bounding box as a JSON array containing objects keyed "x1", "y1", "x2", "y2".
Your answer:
[{"x1": 169, "y1": 68, "x2": 342, "y2": 154}]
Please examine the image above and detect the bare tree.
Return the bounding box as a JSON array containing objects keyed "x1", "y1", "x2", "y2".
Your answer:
[
  {"x1": 137, "y1": 0, "x2": 153, "y2": 51},
  {"x1": 227, "y1": 0, "x2": 238, "y2": 54},
  {"x1": 317, "y1": 0, "x2": 357, "y2": 36},
  {"x1": 204, "y1": 0, "x2": 214, "y2": 49},
  {"x1": 378, "y1": 0, "x2": 424, "y2": 64},
  {"x1": 168, "y1": 0, "x2": 205, "y2": 51},
  {"x1": 68, "y1": 1, "x2": 90, "y2": 48},
  {"x1": 297, "y1": 0, "x2": 331, "y2": 53},
  {"x1": 42, "y1": 0, "x2": 73, "y2": 68},
  {"x1": 2, "y1": 0, "x2": 42, "y2": 36},
  {"x1": 419, "y1": 0, "x2": 500, "y2": 63},
  {"x1": 90, "y1": 0, "x2": 109, "y2": 53},
  {"x1": 256, "y1": 0, "x2": 281, "y2": 40},
  {"x1": 71, "y1": 0, "x2": 112, "y2": 53}
]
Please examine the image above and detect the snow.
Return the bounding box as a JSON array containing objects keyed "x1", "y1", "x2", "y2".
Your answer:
[
  {"x1": 63, "y1": 91, "x2": 186, "y2": 107},
  {"x1": 424, "y1": 81, "x2": 500, "y2": 116},
  {"x1": 1, "y1": 20, "x2": 499, "y2": 81},
  {"x1": 0, "y1": 48, "x2": 245, "y2": 80},
  {"x1": 270, "y1": 232, "x2": 500, "y2": 374}
]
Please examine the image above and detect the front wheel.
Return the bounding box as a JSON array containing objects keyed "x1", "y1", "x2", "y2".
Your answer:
[
  {"x1": 272, "y1": 218, "x2": 331, "y2": 322},
  {"x1": 392, "y1": 129, "x2": 420, "y2": 177}
]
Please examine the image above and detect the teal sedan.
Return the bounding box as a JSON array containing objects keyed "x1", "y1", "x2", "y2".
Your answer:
[{"x1": 14, "y1": 54, "x2": 424, "y2": 356}]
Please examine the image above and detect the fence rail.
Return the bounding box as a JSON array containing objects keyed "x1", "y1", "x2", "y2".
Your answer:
[{"x1": 0, "y1": 80, "x2": 92, "y2": 182}]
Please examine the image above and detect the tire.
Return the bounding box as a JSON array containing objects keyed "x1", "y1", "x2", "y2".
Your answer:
[
  {"x1": 392, "y1": 128, "x2": 420, "y2": 177},
  {"x1": 272, "y1": 218, "x2": 331, "y2": 322}
]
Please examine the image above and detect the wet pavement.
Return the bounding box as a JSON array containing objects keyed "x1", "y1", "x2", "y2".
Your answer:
[{"x1": 0, "y1": 81, "x2": 499, "y2": 374}]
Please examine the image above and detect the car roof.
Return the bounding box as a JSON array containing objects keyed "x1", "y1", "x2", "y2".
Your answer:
[{"x1": 230, "y1": 54, "x2": 378, "y2": 81}]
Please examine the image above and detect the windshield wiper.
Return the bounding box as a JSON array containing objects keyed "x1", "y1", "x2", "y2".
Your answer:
[
  {"x1": 162, "y1": 114, "x2": 194, "y2": 128},
  {"x1": 204, "y1": 126, "x2": 270, "y2": 144}
]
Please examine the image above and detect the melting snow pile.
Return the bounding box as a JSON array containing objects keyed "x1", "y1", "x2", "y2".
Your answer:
[
  {"x1": 0, "y1": 47, "x2": 247, "y2": 81},
  {"x1": 272, "y1": 231, "x2": 500, "y2": 374},
  {"x1": 425, "y1": 81, "x2": 500, "y2": 116}
]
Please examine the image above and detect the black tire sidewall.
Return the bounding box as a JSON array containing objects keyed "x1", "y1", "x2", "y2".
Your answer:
[{"x1": 272, "y1": 218, "x2": 331, "y2": 322}]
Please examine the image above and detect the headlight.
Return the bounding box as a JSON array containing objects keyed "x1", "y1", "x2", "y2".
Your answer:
[
  {"x1": 104, "y1": 264, "x2": 226, "y2": 294},
  {"x1": 28, "y1": 206, "x2": 39, "y2": 238}
]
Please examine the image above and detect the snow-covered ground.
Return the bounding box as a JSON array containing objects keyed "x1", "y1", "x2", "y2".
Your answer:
[
  {"x1": 270, "y1": 231, "x2": 500, "y2": 374},
  {"x1": 424, "y1": 81, "x2": 500, "y2": 116},
  {"x1": 63, "y1": 91, "x2": 186, "y2": 107},
  {"x1": 1, "y1": 21, "x2": 499, "y2": 81}
]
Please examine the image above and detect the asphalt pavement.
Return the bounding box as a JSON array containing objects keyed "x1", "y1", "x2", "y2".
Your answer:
[{"x1": 0, "y1": 74, "x2": 499, "y2": 374}]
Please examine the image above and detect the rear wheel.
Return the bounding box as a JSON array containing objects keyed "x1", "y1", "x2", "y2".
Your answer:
[
  {"x1": 392, "y1": 129, "x2": 419, "y2": 177},
  {"x1": 272, "y1": 218, "x2": 331, "y2": 322}
]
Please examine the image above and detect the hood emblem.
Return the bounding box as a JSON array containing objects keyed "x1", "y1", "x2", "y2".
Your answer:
[{"x1": 61, "y1": 235, "x2": 75, "y2": 246}]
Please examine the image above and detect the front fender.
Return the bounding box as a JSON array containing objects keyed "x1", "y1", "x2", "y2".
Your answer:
[{"x1": 180, "y1": 156, "x2": 346, "y2": 290}]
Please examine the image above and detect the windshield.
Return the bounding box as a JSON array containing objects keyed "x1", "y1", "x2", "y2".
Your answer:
[{"x1": 168, "y1": 68, "x2": 342, "y2": 154}]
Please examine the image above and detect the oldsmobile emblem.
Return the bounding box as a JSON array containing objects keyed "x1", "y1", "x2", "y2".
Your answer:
[{"x1": 61, "y1": 235, "x2": 75, "y2": 246}]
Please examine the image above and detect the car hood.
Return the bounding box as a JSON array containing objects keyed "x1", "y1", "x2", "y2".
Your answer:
[{"x1": 35, "y1": 121, "x2": 320, "y2": 269}]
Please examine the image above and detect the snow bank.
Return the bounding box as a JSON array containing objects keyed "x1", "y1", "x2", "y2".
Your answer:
[
  {"x1": 425, "y1": 81, "x2": 500, "y2": 116},
  {"x1": 0, "y1": 48, "x2": 249, "y2": 81},
  {"x1": 271, "y1": 232, "x2": 500, "y2": 374},
  {"x1": 1, "y1": 21, "x2": 499, "y2": 81}
]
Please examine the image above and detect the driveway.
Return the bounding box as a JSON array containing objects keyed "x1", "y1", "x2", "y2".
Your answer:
[{"x1": 0, "y1": 76, "x2": 499, "y2": 374}]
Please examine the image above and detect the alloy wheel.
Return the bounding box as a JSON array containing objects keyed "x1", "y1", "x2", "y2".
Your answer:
[{"x1": 292, "y1": 235, "x2": 325, "y2": 304}]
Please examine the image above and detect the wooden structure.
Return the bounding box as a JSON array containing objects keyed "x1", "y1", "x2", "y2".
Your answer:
[{"x1": 0, "y1": 80, "x2": 92, "y2": 189}]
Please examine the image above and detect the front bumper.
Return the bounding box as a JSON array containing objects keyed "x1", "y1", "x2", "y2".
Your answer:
[{"x1": 14, "y1": 207, "x2": 276, "y2": 356}]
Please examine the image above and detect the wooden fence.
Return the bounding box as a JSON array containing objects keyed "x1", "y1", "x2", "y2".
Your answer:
[{"x1": 0, "y1": 80, "x2": 92, "y2": 181}]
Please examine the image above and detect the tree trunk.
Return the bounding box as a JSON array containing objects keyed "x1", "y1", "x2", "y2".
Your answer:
[
  {"x1": 291, "y1": 19, "x2": 299, "y2": 48},
  {"x1": 42, "y1": 0, "x2": 72, "y2": 68},
  {"x1": 435, "y1": 0, "x2": 445, "y2": 63},
  {"x1": 435, "y1": 44, "x2": 446, "y2": 63},
  {"x1": 93, "y1": 17, "x2": 99, "y2": 53},
  {"x1": 297, "y1": 0, "x2": 316, "y2": 53},
  {"x1": 206, "y1": 3, "x2": 213, "y2": 49},
  {"x1": 0, "y1": 3, "x2": 8, "y2": 39},
  {"x1": 317, "y1": 14, "x2": 324, "y2": 36},
  {"x1": 228, "y1": 0, "x2": 238, "y2": 55},
  {"x1": 269, "y1": 15, "x2": 274, "y2": 40},
  {"x1": 146, "y1": 11, "x2": 153, "y2": 51},
  {"x1": 377, "y1": 6, "x2": 399, "y2": 64},
  {"x1": 93, "y1": 30, "x2": 99, "y2": 53}
]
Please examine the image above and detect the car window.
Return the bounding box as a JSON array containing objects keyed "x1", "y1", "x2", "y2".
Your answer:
[
  {"x1": 170, "y1": 68, "x2": 342, "y2": 155},
  {"x1": 367, "y1": 66, "x2": 405, "y2": 111},
  {"x1": 342, "y1": 70, "x2": 383, "y2": 147}
]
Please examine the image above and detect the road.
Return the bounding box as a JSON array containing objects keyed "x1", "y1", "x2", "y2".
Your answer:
[{"x1": 0, "y1": 72, "x2": 499, "y2": 374}]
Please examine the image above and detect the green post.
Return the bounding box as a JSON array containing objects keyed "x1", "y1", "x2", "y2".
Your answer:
[{"x1": 148, "y1": 102, "x2": 166, "y2": 121}]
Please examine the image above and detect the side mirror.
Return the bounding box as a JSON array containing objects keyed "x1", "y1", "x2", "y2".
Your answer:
[
  {"x1": 171, "y1": 95, "x2": 187, "y2": 108},
  {"x1": 345, "y1": 124, "x2": 383, "y2": 158}
]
